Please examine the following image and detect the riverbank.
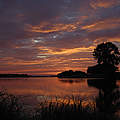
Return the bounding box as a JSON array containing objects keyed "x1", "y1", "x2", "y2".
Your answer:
[{"x1": 0, "y1": 89, "x2": 120, "y2": 120}]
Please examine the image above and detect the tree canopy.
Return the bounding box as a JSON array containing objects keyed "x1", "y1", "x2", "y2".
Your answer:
[{"x1": 93, "y1": 42, "x2": 120, "y2": 66}]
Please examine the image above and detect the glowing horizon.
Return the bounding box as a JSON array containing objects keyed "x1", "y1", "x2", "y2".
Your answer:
[{"x1": 0, "y1": 0, "x2": 120, "y2": 75}]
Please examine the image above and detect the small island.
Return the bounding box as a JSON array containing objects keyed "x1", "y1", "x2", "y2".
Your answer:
[{"x1": 57, "y1": 70, "x2": 87, "y2": 78}]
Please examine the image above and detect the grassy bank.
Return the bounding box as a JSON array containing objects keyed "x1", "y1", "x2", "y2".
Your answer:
[
  {"x1": 0, "y1": 90, "x2": 119, "y2": 120},
  {"x1": 33, "y1": 96, "x2": 119, "y2": 120},
  {"x1": 0, "y1": 89, "x2": 31, "y2": 120}
]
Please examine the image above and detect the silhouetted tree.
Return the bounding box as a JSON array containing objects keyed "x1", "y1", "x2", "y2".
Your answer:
[{"x1": 93, "y1": 42, "x2": 120, "y2": 66}]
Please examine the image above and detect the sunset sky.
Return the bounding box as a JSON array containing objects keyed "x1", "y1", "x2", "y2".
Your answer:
[{"x1": 0, "y1": 0, "x2": 120, "y2": 75}]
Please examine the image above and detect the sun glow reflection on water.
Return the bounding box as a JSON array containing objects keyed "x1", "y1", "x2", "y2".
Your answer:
[{"x1": 0, "y1": 77, "x2": 120, "y2": 108}]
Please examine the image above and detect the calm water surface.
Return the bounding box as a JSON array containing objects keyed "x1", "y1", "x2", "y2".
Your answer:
[{"x1": 0, "y1": 77, "x2": 120, "y2": 106}]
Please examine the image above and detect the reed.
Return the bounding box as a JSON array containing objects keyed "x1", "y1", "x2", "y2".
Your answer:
[
  {"x1": 33, "y1": 96, "x2": 118, "y2": 120},
  {"x1": 0, "y1": 89, "x2": 31, "y2": 120},
  {"x1": 0, "y1": 90, "x2": 119, "y2": 120}
]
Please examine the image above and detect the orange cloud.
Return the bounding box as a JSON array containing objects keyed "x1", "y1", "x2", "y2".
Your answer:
[
  {"x1": 37, "y1": 46, "x2": 95, "y2": 56},
  {"x1": 108, "y1": 38, "x2": 120, "y2": 42},
  {"x1": 26, "y1": 16, "x2": 88, "y2": 34},
  {"x1": 26, "y1": 22, "x2": 77, "y2": 34},
  {"x1": 90, "y1": 0, "x2": 120, "y2": 9},
  {"x1": 82, "y1": 18, "x2": 120, "y2": 32}
]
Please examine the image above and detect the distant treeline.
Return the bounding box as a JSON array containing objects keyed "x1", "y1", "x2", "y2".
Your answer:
[
  {"x1": 0, "y1": 74, "x2": 30, "y2": 78},
  {"x1": 0, "y1": 72, "x2": 120, "y2": 79},
  {"x1": 0, "y1": 74, "x2": 57, "y2": 78}
]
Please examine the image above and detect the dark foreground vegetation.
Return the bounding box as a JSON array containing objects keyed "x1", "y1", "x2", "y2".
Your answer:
[
  {"x1": 0, "y1": 90, "x2": 120, "y2": 120},
  {"x1": 0, "y1": 89, "x2": 30, "y2": 120}
]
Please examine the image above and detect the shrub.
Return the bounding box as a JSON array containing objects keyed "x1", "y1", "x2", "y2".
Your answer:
[{"x1": 0, "y1": 89, "x2": 30, "y2": 120}]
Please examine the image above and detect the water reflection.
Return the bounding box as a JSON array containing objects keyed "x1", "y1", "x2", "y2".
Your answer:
[
  {"x1": 87, "y1": 78, "x2": 120, "y2": 118},
  {"x1": 0, "y1": 77, "x2": 98, "y2": 98},
  {"x1": 58, "y1": 78, "x2": 85, "y2": 84},
  {"x1": 0, "y1": 77, "x2": 120, "y2": 112}
]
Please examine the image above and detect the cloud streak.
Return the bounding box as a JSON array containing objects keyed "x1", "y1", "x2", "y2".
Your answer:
[{"x1": 0, "y1": 0, "x2": 120, "y2": 74}]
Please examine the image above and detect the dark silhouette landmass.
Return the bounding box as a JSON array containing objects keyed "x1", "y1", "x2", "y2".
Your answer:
[
  {"x1": 0, "y1": 74, "x2": 57, "y2": 78},
  {"x1": 57, "y1": 70, "x2": 87, "y2": 78},
  {"x1": 57, "y1": 68, "x2": 120, "y2": 79},
  {"x1": 87, "y1": 63, "x2": 117, "y2": 79},
  {"x1": 31, "y1": 75, "x2": 57, "y2": 77},
  {"x1": 0, "y1": 74, "x2": 30, "y2": 78}
]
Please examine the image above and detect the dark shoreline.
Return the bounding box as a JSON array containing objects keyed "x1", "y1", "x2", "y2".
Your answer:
[
  {"x1": 0, "y1": 74, "x2": 57, "y2": 78},
  {"x1": 0, "y1": 73, "x2": 120, "y2": 80}
]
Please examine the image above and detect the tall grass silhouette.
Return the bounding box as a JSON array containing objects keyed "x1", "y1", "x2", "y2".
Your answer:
[
  {"x1": 0, "y1": 89, "x2": 31, "y2": 120},
  {"x1": 33, "y1": 96, "x2": 119, "y2": 120},
  {"x1": 0, "y1": 90, "x2": 119, "y2": 120}
]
